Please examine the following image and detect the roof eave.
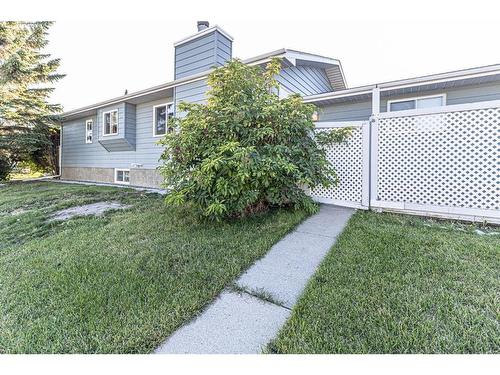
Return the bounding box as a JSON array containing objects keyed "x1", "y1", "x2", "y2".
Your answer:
[{"x1": 304, "y1": 63, "x2": 500, "y2": 103}]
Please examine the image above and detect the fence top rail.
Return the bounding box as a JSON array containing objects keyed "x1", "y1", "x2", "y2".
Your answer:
[
  {"x1": 314, "y1": 120, "x2": 366, "y2": 129},
  {"x1": 378, "y1": 99, "x2": 500, "y2": 119}
]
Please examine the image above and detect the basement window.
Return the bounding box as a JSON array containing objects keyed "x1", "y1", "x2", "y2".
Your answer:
[
  {"x1": 153, "y1": 102, "x2": 174, "y2": 137},
  {"x1": 85, "y1": 119, "x2": 93, "y2": 143},
  {"x1": 388, "y1": 94, "x2": 445, "y2": 112},
  {"x1": 115, "y1": 169, "x2": 130, "y2": 184},
  {"x1": 103, "y1": 109, "x2": 118, "y2": 136}
]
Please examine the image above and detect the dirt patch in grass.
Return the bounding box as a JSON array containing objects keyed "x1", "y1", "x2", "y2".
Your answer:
[
  {"x1": 0, "y1": 181, "x2": 309, "y2": 353},
  {"x1": 48, "y1": 202, "x2": 131, "y2": 221}
]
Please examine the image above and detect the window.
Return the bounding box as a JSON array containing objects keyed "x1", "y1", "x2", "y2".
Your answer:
[
  {"x1": 388, "y1": 94, "x2": 445, "y2": 112},
  {"x1": 85, "y1": 119, "x2": 93, "y2": 143},
  {"x1": 114, "y1": 169, "x2": 130, "y2": 184},
  {"x1": 103, "y1": 110, "x2": 118, "y2": 136},
  {"x1": 153, "y1": 102, "x2": 174, "y2": 137}
]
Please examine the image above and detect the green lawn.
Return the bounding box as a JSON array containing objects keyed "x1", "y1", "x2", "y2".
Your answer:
[
  {"x1": 269, "y1": 211, "x2": 500, "y2": 354},
  {"x1": 0, "y1": 181, "x2": 307, "y2": 353}
]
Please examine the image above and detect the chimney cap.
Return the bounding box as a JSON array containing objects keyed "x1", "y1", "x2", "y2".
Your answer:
[
  {"x1": 197, "y1": 21, "x2": 209, "y2": 31},
  {"x1": 174, "y1": 24, "x2": 234, "y2": 47}
]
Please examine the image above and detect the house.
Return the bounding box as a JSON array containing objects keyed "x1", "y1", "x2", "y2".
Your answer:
[
  {"x1": 60, "y1": 21, "x2": 346, "y2": 187},
  {"x1": 61, "y1": 21, "x2": 500, "y2": 223}
]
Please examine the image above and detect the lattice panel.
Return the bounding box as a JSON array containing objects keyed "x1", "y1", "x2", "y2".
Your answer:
[
  {"x1": 377, "y1": 107, "x2": 500, "y2": 210},
  {"x1": 310, "y1": 127, "x2": 364, "y2": 204}
]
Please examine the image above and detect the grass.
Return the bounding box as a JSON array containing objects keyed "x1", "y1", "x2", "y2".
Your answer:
[
  {"x1": 268, "y1": 211, "x2": 500, "y2": 354},
  {"x1": 0, "y1": 181, "x2": 308, "y2": 353}
]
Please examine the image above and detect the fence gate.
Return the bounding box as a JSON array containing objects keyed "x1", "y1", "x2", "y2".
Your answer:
[
  {"x1": 310, "y1": 121, "x2": 370, "y2": 209},
  {"x1": 311, "y1": 100, "x2": 500, "y2": 224}
]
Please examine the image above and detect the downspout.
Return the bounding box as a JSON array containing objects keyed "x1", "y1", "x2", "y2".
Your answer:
[{"x1": 56, "y1": 122, "x2": 62, "y2": 178}]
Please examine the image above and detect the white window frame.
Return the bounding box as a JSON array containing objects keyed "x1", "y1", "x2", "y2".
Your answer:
[
  {"x1": 85, "y1": 119, "x2": 93, "y2": 144},
  {"x1": 114, "y1": 168, "x2": 130, "y2": 184},
  {"x1": 102, "y1": 109, "x2": 119, "y2": 136},
  {"x1": 152, "y1": 102, "x2": 174, "y2": 137},
  {"x1": 387, "y1": 94, "x2": 446, "y2": 112}
]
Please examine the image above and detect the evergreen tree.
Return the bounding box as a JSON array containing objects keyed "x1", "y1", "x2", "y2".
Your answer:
[{"x1": 0, "y1": 21, "x2": 64, "y2": 180}]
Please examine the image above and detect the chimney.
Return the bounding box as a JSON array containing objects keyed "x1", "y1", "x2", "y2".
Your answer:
[
  {"x1": 197, "y1": 21, "x2": 209, "y2": 32},
  {"x1": 173, "y1": 22, "x2": 233, "y2": 79}
]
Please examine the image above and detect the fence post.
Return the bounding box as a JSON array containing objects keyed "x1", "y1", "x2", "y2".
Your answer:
[
  {"x1": 361, "y1": 121, "x2": 370, "y2": 208},
  {"x1": 369, "y1": 87, "x2": 380, "y2": 207}
]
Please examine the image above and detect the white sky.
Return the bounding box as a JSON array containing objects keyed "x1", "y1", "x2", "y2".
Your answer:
[{"x1": 4, "y1": 0, "x2": 500, "y2": 111}]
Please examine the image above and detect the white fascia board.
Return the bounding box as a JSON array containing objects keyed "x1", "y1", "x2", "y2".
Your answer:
[
  {"x1": 304, "y1": 63, "x2": 500, "y2": 102},
  {"x1": 303, "y1": 85, "x2": 375, "y2": 103},
  {"x1": 173, "y1": 25, "x2": 234, "y2": 47},
  {"x1": 284, "y1": 49, "x2": 341, "y2": 67},
  {"x1": 377, "y1": 64, "x2": 500, "y2": 91},
  {"x1": 61, "y1": 73, "x2": 207, "y2": 120}
]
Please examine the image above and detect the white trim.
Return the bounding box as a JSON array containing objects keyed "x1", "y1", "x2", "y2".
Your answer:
[
  {"x1": 173, "y1": 25, "x2": 234, "y2": 46},
  {"x1": 378, "y1": 67, "x2": 500, "y2": 92},
  {"x1": 114, "y1": 168, "x2": 130, "y2": 185},
  {"x1": 152, "y1": 102, "x2": 174, "y2": 137},
  {"x1": 304, "y1": 64, "x2": 500, "y2": 103},
  {"x1": 312, "y1": 196, "x2": 367, "y2": 210},
  {"x1": 387, "y1": 93, "x2": 446, "y2": 112},
  {"x1": 282, "y1": 49, "x2": 341, "y2": 67},
  {"x1": 369, "y1": 115, "x2": 379, "y2": 204},
  {"x1": 102, "y1": 109, "x2": 119, "y2": 136},
  {"x1": 62, "y1": 49, "x2": 345, "y2": 120},
  {"x1": 62, "y1": 74, "x2": 205, "y2": 120},
  {"x1": 85, "y1": 119, "x2": 93, "y2": 143},
  {"x1": 304, "y1": 86, "x2": 375, "y2": 103},
  {"x1": 372, "y1": 87, "x2": 380, "y2": 116},
  {"x1": 370, "y1": 200, "x2": 500, "y2": 224},
  {"x1": 361, "y1": 121, "x2": 370, "y2": 208},
  {"x1": 378, "y1": 98, "x2": 500, "y2": 119}
]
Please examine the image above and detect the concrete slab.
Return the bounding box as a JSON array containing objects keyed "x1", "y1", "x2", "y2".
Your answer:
[
  {"x1": 294, "y1": 205, "x2": 354, "y2": 238},
  {"x1": 236, "y1": 230, "x2": 335, "y2": 307},
  {"x1": 155, "y1": 204, "x2": 355, "y2": 354},
  {"x1": 155, "y1": 291, "x2": 290, "y2": 354}
]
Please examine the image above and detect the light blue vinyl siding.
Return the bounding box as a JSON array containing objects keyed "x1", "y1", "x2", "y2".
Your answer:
[
  {"x1": 317, "y1": 100, "x2": 372, "y2": 122},
  {"x1": 315, "y1": 82, "x2": 500, "y2": 121},
  {"x1": 277, "y1": 65, "x2": 332, "y2": 96},
  {"x1": 174, "y1": 30, "x2": 232, "y2": 79},
  {"x1": 62, "y1": 97, "x2": 173, "y2": 169},
  {"x1": 96, "y1": 103, "x2": 135, "y2": 151},
  {"x1": 380, "y1": 82, "x2": 500, "y2": 112},
  {"x1": 174, "y1": 79, "x2": 208, "y2": 118},
  {"x1": 124, "y1": 103, "x2": 136, "y2": 146}
]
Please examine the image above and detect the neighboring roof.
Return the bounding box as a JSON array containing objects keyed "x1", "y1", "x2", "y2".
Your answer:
[
  {"x1": 62, "y1": 48, "x2": 346, "y2": 120},
  {"x1": 304, "y1": 63, "x2": 500, "y2": 105}
]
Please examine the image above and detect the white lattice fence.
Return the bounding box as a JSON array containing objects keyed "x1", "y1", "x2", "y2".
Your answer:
[
  {"x1": 309, "y1": 121, "x2": 369, "y2": 209},
  {"x1": 372, "y1": 101, "x2": 500, "y2": 223}
]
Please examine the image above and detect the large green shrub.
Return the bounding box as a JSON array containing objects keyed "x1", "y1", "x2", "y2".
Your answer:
[{"x1": 159, "y1": 59, "x2": 350, "y2": 220}]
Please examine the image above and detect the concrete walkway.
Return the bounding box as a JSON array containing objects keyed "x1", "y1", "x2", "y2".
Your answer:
[{"x1": 155, "y1": 205, "x2": 355, "y2": 354}]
